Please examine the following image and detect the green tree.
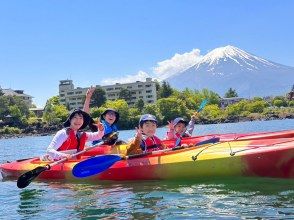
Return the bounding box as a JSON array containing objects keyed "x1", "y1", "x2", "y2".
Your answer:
[
  {"x1": 89, "y1": 87, "x2": 106, "y2": 108},
  {"x1": 0, "y1": 96, "x2": 10, "y2": 119},
  {"x1": 171, "y1": 89, "x2": 196, "y2": 111},
  {"x1": 154, "y1": 80, "x2": 161, "y2": 99},
  {"x1": 0, "y1": 88, "x2": 4, "y2": 96},
  {"x1": 158, "y1": 81, "x2": 173, "y2": 98},
  {"x1": 118, "y1": 88, "x2": 132, "y2": 103},
  {"x1": 225, "y1": 104, "x2": 240, "y2": 117},
  {"x1": 225, "y1": 88, "x2": 238, "y2": 98},
  {"x1": 288, "y1": 100, "x2": 294, "y2": 107},
  {"x1": 198, "y1": 89, "x2": 220, "y2": 105},
  {"x1": 128, "y1": 107, "x2": 141, "y2": 128},
  {"x1": 135, "y1": 99, "x2": 144, "y2": 112},
  {"x1": 224, "y1": 100, "x2": 248, "y2": 117},
  {"x1": 12, "y1": 96, "x2": 30, "y2": 117},
  {"x1": 273, "y1": 99, "x2": 285, "y2": 108},
  {"x1": 43, "y1": 96, "x2": 68, "y2": 125},
  {"x1": 50, "y1": 96, "x2": 60, "y2": 105},
  {"x1": 246, "y1": 100, "x2": 268, "y2": 113},
  {"x1": 142, "y1": 103, "x2": 161, "y2": 120},
  {"x1": 9, "y1": 105, "x2": 22, "y2": 126},
  {"x1": 252, "y1": 97, "x2": 263, "y2": 101},
  {"x1": 156, "y1": 97, "x2": 188, "y2": 123},
  {"x1": 272, "y1": 97, "x2": 287, "y2": 107},
  {"x1": 201, "y1": 104, "x2": 223, "y2": 120},
  {"x1": 0, "y1": 95, "x2": 30, "y2": 126}
]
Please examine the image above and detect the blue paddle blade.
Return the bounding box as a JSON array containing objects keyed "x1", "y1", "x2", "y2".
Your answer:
[
  {"x1": 195, "y1": 137, "x2": 220, "y2": 146},
  {"x1": 72, "y1": 155, "x2": 122, "y2": 178},
  {"x1": 197, "y1": 99, "x2": 208, "y2": 112}
]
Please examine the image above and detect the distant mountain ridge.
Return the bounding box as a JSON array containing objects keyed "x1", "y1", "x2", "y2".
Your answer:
[{"x1": 166, "y1": 45, "x2": 293, "y2": 97}]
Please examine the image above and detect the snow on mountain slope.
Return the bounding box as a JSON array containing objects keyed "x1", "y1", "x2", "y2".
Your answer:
[{"x1": 166, "y1": 45, "x2": 293, "y2": 97}]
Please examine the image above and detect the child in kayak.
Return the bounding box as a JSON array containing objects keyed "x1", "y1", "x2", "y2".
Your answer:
[
  {"x1": 127, "y1": 114, "x2": 166, "y2": 155},
  {"x1": 43, "y1": 109, "x2": 104, "y2": 161},
  {"x1": 83, "y1": 87, "x2": 120, "y2": 145},
  {"x1": 165, "y1": 113, "x2": 198, "y2": 140}
]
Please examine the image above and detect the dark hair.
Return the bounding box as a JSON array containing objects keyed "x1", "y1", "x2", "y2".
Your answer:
[{"x1": 63, "y1": 109, "x2": 92, "y2": 130}]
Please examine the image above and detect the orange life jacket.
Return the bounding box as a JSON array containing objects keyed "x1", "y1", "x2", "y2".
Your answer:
[{"x1": 57, "y1": 128, "x2": 87, "y2": 159}]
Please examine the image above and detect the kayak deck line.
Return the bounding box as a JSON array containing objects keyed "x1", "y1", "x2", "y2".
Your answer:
[{"x1": 0, "y1": 130, "x2": 293, "y2": 182}]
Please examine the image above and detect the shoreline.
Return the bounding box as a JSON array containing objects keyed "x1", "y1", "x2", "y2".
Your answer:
[{"x1": 1, "y1": 116, "x2": 293, "y2": 140}]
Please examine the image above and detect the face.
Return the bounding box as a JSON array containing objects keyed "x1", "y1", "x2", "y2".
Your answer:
[
  {"x1": 70, "y1": 113, "x2": 84, "y2": 130},
  {"x1": 140, "y1": 121, "x2": 157, "y2": 137},
  {"x1": 174, "y1": 122, "x2": 186, "y2": 134},
  {"x1": 104, "y1": 111, "x2": 116, "y2": 125}
]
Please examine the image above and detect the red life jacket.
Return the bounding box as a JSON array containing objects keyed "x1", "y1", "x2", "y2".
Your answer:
[
  {"x1": 57, "y1": 128, "x2": 87, "y2": 159},
  {"x1": 140, "y1": 135, "x2": 163, "y2": 152}
]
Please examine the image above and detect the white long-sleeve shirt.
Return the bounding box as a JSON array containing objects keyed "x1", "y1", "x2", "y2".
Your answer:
[{"x1": 45, "y1": 128, "x2": 104, "y2": 160}]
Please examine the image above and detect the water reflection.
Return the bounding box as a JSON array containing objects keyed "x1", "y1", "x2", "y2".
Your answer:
[
  {"x1": 5, "y1": 176, "x2": 293, "y2": 219},
  {"x1": 18, "y1": 189, "x2": 45, "y2": 218}
]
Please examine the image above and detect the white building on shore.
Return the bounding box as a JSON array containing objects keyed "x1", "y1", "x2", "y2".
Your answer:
[
  {"x1": 1, "y1": 88, "x2": 33, "y2": 107},
  {"x1": 59, "y1": 78, "x2": 157, "y2": 110}
]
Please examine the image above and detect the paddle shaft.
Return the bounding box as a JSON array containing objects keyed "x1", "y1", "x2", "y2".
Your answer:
[
  {"x1": 17, "y1": 132, "x2": 120, "y2": 188},
  {"x1": 126, "y1": 146, "x2": 184, "y2": 159},
  {"x1": 127, "y1": 137, "x2": 219, "y2": 159},
  {"x1": 197, "y1": 99, "x2": 208, "y2": 113},
  {"x1": 16, "y1": 140, "x2": 106, "y2": 188},
  {"x1": 175, "y1": 99, "x2": 208, "y2": 146},
  {"x1": 72, "y1": 137, "x2": 221, "y2": 178},
  {"x1": 47, "y1": 141, "x2": 105, "y2": 168}
]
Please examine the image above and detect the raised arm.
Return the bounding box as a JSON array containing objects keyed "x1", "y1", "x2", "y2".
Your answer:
[
  {"x1": 83, "y1": 86, "x2": 95, "y2": 113},
  {"x1": 186, "y1": 113, "x2": 198, "y2": 136}
]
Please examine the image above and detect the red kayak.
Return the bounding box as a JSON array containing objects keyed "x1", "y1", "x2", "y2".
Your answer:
[{"x1": 1, "y1": 130, "x2": 293, "y2": 182}]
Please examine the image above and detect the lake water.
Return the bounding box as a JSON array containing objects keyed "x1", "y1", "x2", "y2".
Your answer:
[{"x1": 1, "y1": 119, "x2": 293, "y2": 219}]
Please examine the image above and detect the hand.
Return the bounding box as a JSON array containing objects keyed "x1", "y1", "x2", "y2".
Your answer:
[
  {"x1": 167, "y1": 121, "x2": 174, "y2": 130},
  {"x1": 135, "y1": 127, "x2": 143, "y2": 140},
  {"x1": 86, "y1": 86, "x2": 95, "y2": 99},
  {"x1": 94, "y1": 118, "x2": 104, "y2": 131},
  {"x1": 97, "y1": 121, "x2": 104, "y2": 132},
  {"x1": 62, "y1": 154, "x2": 71, "y2": 160},
  {"x1": 191, "y1": 112, "x2": 199, "y2": 120},
  {"x1": 162, "y1": 144, "x2": 168, "y2": 149},
  {"x1": 181, "y1": 143, "x2": 188, "y2": 148}
]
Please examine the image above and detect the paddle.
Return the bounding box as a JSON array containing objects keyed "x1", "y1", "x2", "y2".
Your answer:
[
  {"x1": 175, "y1": 99, "x2": 208, "y2": 146},
  {"x1": 72, "y1": 136, "x2": 220, "y2": 178},
  {"x1": 16, "y1": 132, "x2": 118, "y2": 189},
  {"x1": 197, "y1": 99, "x2": 208, "y2": 113}
]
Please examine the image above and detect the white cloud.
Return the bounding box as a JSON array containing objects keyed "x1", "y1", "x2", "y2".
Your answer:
[
  {"x1": 101, "y1": 71, "x2": 151, "y2": 85},
  {"x1": 100, "y1": 48, "x2": 202, "y2": 85},
  {"x1": 153, "y1": 48, "x2": 202, "y2": 80}
]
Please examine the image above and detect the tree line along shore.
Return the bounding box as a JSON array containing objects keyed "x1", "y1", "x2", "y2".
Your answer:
[{"x1": 1, "y1": 83, "x2": 293, "y2": 139}]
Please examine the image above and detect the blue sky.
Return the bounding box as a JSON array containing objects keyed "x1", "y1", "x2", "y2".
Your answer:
[{"x1": 0, "y1": 0, "x2": 293, "y2": 107}]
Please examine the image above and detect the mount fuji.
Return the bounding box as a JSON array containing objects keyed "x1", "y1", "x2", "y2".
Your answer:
[{"x1": 165, "y1": 45, "x2": 294, "y2": 97}]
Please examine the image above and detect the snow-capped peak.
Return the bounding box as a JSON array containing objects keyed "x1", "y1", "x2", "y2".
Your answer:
[{"x1": 196, "y1": 45, "x2": 278, "y2": 68}]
